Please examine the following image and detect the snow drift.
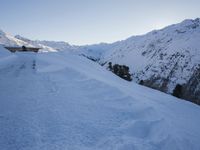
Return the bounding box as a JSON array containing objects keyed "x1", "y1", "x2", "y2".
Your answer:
[{"x1": 0, "y1": 46, "x2": 200, "y2": 150}]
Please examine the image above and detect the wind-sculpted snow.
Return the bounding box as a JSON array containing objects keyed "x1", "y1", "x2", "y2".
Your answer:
[{"x1": 0, "y1": 46, "x2": 200, "y2": 150}]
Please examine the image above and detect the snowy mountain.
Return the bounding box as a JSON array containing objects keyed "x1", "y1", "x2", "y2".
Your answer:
[
  {"x1": 0, "y1": 45, "x2": 200, "y2": 150},
  {"x1": 15, "y1": 35, "x2": 75, "y2": 51},
  {"x1": 0, "y1": 29, "x2": 30, "y2": 46},
  {"x1": 0, "y1": 31, "x2": 57, "y2": 52},
  {"x1": 78, "y1": 18, "x2": 200, "y2": 104}
]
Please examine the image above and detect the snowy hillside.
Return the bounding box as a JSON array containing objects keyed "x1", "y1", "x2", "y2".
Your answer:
[
  {"x1": 78, "y1": 18, "x2": 200, "y2": 104},
  {"x1": 0, "y1": 31, "x2": 57, "y2": 52},
  {"x1": 0, "y1": 30, "x2": 30, "y2": 46},
  {"x1": 0, "y1": 18, "x2": 199, "y2": 104},
  {"x1": 0, "y1": 45, "x2": 200, "y2": 150},
  {"x1": 15, "y1": 35, "x2": 74, "y2": 51}
]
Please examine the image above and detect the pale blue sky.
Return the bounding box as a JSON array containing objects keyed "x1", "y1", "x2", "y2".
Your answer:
[{"x1": 0, "y1": 0, "x2": 199, "y2": 45}]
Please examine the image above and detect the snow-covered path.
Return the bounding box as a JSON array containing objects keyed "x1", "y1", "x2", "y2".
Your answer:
[{"x1": 0, "y1": 50, "x2": 200, "y2": 150}]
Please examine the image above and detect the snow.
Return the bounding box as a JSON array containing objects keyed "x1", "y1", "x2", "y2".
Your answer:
[
  {"x1": 15, "y1": 35, "x2": 73, "y2": 52},
  {"x1": 0, "y1": 46, "x2": 17, "y2": 69},
  {"x1": 0, "y1": 32, "x2": 58, "y2": 52},
  {"x1": 0, "y1": 30, "x2": 31, "y2": 47},
  {"x1": 77, "y1": 18, "x2": 200, "y2": 94},
  {"x1": 0, "y1": 46, "x2": 200, "y2": 150},
  {"x1": 7, "y1": 18, "x2": 200, "y2": 95}
]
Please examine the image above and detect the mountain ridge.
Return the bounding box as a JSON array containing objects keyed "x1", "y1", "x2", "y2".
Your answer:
[{"x1": 78, "y1": 18, "x2": 200, "y2": 104}]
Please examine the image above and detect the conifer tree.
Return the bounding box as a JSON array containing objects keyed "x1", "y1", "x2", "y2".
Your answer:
[{"x1": 172, "y1": 84, "x2": 182, "y2": 98}]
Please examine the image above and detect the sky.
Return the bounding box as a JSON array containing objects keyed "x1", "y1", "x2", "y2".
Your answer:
[{"x1": 0, "y1": 0, "x2": 200, "y2": 45}]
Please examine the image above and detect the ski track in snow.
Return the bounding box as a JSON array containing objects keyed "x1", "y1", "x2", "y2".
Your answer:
[{"x1": 0, "y1": 50, "x2": 200, "y2": 150}]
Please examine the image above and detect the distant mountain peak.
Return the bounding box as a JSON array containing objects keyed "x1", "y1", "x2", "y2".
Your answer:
[{"x1": 15, "y1": 35, "x2": 31, "y2": 42}]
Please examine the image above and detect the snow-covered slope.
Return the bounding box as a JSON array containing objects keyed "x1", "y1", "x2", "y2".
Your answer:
[
  {"x1": 75, "y1": 43, "x2": 116, "y2": 61},
  {"x1": 0, "y1": 46, "x2": 200, "y2": 150},
  {"x1": 0, "y1": 30, "x2": 30, "y2": 46},
  {"x1": 79, "y1": 18, "x2": 200, "y2": 104},
  {"x1": 0, "y1": 31, "x2": 57, "y2": 52},
  {"x1": 15, "y1": 35, "x2": 75, "y2": 52},
  {"x1": 0, "y1": 18, "x2": 199, "y2": 103}
]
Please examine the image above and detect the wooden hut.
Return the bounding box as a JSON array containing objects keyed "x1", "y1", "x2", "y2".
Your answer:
[{"x1": 4, "y1": 46, "x2": 40, "y2": 53}]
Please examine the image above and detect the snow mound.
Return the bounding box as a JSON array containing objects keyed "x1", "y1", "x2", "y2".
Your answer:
[
  {"x1": 0, "y1": 51, "x2": 200, "y2": 150},
  {"x1": 0, "y1": 45, "x2": 17, "y2": 69}
]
